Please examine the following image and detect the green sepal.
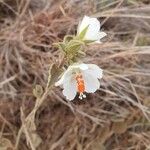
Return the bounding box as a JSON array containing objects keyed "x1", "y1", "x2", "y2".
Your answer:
[
  {"x1": 64, "y1": 35, "x2": 74, "y2": 43},
  {"x1": 65, "y1": 40, "x2": 84, "y2": 52},
  {"x1": 78, "y1": 25, "x2": 89, "y2": 40},
  {"x1": 84, "y1": 39, "x2": 97, "y2": 44},
  {"x1": 53, "y1": 42, "x2": 66, "y2": 52}
]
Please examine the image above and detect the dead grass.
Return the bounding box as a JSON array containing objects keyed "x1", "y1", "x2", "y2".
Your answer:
[{"x1": 0, "y1": 0, "x2": 150, "y2": 150}]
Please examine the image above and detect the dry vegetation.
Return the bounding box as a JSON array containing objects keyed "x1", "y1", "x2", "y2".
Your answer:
[{"x1": 0, "y1": 0, "x2": 150, "y2": 150}]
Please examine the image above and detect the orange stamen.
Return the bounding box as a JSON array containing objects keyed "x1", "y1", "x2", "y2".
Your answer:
[{"x1": 75, "y1": 74, "x2": 85, "y2": 93}]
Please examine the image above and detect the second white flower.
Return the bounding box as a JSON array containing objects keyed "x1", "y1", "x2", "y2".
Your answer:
[
  {"x1": 55, "y1": 63, "x2": 103, "y2": 101},
  {"x1": 77, "y1": 16, "x2": 107, "y2": 42}
]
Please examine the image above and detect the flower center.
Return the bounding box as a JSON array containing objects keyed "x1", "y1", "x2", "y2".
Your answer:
[{"x1": 75, "y1": 74, "x2": 86, "y2": 99}]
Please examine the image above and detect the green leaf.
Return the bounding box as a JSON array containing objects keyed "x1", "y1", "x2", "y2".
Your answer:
[
  {"x1": 64, "y1": 35, "x2": 74, "y2": 43},
  {"x1": 33, "y1": 85, "x2": 43, "y2": 98},
  {"x1": 59, "y1": 43, "x2": 66, "y2": 51},
  {"x1": 65, "y1": 40, "x2": 84, "y2": 54},
  {"x1": 47, "y1": 64, "x2": 63, "y2": 87},
  {"x1": 84, "y1": 39, "x2": 96, "y2": 44},
  {"x1": 53, "y1": 42, "x2": 66, "y2": 51},
  {"x1": 78, "y1": 25, "x2": 89, "y2": 40},
  {"x1": 78, "y1": 50, "x2": 86, "y2": 56},
  {"x1": 66, "y1": 43, "x2": 80, "y2": 53}
]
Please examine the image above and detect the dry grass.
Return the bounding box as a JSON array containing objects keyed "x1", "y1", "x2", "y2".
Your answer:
[{"x1": 0, "y1": 0, "x2": 150, "y2": 150}]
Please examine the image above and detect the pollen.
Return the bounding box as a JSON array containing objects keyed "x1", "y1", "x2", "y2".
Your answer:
[{"x1": 75, "y1": 74, "x2": 86, "y2": 99}]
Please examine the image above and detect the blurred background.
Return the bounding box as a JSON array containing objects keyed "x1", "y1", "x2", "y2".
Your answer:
[{"x1": 0, "y1": 0, "x2": 150, "y2": 149}]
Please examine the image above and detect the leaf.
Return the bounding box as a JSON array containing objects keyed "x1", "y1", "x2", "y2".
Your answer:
[
  {"x1": 53, "y1": 42, "x2": 66, "y2": 51},
  {"x1": 84, "y1": 39, "x2": 96, "y2": 44},
  {"x1": 112, "y1": 121, "x2": 127, "y2": 134},
  {"x1": 63, "y1": 35, "x2": 74, "y2": 43},
  {"x1": 31, "y1": 133, "x2": 42, "y2": 148},
  {"x1": 65, "y1": 40, "x2": 85, "y2": 61},
  {"x1": 66, "y1": 42, "x2": 81, "y2": 52},
  {"x1": 0, "y1": 137, "x2": 13, "y2": 150},
  {"x1": 33, "y1": 84, "x2": 43, "y2": 98},
  {"x1": 78, "y1": 25, "x2": 89, "y2": 40},
  {"x1": 26, "y1": 132, "x2": 42, "y2": 149},
  {"x1": 58, "y1": 43, "x2": 66, "y2": 51},
  {"x1": 47, "y1": 64, "x2": 63, "y2": 87},
  {"x1": 21, "y1": 108, "x2": 42, "y2": 149},
  {"x1": 78, "y1": 50, "x2": 86, "y2": 56},
  {"x1": 65, "y1": 40, "x2": 84, "y2": 51}
]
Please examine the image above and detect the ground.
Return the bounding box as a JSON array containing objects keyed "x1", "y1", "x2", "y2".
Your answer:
[{"x1": 0, "y1": 0, "x2": 150, "y2": 150}]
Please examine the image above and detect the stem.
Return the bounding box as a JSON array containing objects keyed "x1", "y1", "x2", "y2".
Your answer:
[
  {"x1": 15, "y1": 126, "x2": 23, "y2": 149},
  {"x1": 15, "y1": 87, "x2": 50, "y2": 149},
  {"x1": 14, "y1": 35, "x2": 82, "y2": 149}
]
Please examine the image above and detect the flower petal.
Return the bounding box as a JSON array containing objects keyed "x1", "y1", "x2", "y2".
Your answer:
[
  {"x1": 55, "y1": 64, "x2": 88, "y2": 87},
  {"x1": 79, "y1": 64, "x2": 88, "y2": 70},
  {"x1": 55, "y1": 67, "x2": 73, "y2": 86},
  {"x1": 83, "y1": 72, "x2": 100, "y2": 93},
  {"x1": 84, "y1": 17, "x2": 100, "y2": 41},
  {"x1": 55, "y1": 74, "x2": 65, "y2": 86},
  {"x1": 69, "y1": 63, "x2": 88, "y2": 71},
  {"x1": 97, "y1": 31, "x2": 107, "y2": 41},
  {"x1": 78, "y1": 16, "x2": 90, "y2": 34},
  {"x1": 62, "y1": 77, "x2": 77, "y2": 101},
  {"x1": 92, "y1": 31, "x2": 107, "y2": 43},
  {"x1": 85, "y1": 64, "x2": 103, "y2": 79}
]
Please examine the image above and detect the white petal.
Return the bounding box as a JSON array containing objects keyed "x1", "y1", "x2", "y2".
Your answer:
[
  {"x1": 92, "y1": 31, "x2": 107, "y2": 43},
  {"x1": 84, "y1": 17, "x2": 100, "y2": 41},
  {"x1": 55, "y1": 74, "x2": 65, "y2": 86},
  {"x1": 95, "y1": 40, "x2": 102, "y2": 44},
  {"x1": 83, "y1": 72, "x2": 100, "y2": 93},
  {"x1": 69, "y1": 63, "x2": 88, "y2": 71},
  {"x1": 86, "y1": 64, "x2": 103, "y2": 79},
  {"x1": 79, "y1": 64, "x2": 88, "y2": 70},
  {"x1": 97, "y1": 31, "x2": 107, "y2": 40},
  {"x1": 55, "y1": 67, "x2": 73, "y2": 86},
  {"x1": 55, "y1": 63, "x2": 89, "y2": 87},
  {"x1": 62, "y1": 77, "x2": 77, "y2": 101},
  {"x1": 78, "y1": 16, "x2": 90, "y2": 34}
]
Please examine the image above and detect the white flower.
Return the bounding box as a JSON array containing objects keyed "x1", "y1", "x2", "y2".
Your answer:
[
  {"x1": 55, "y1": 63, "x2": 103, "y2": 101},
  {"x1": 77, "y1": 16, "x2": 107, "y2": 42}
]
